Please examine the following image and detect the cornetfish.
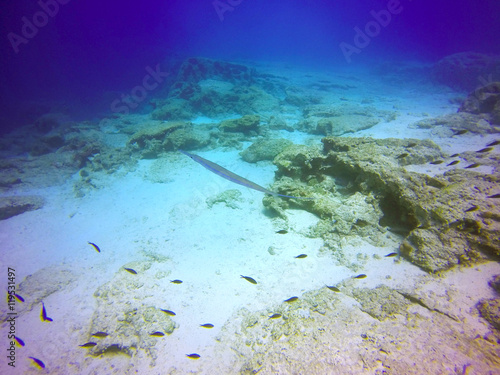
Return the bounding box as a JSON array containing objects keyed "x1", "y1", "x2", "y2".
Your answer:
[{"x1": 180, "y1": 150, "x2": 313, "y2": 200}]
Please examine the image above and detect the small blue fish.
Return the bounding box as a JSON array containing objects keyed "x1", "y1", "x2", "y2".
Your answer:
[
  {"x1": 14, "y1": 336, "x2": 25, "y2": 347},
  {"x1": 88, "y1": 241, "x2": 101, "y2": 253},
  {"x1": 40, "y1": 302, "x2": 53, "y2": 322},
  {"x1": 29, "y1": 356, "x2": 45, "y2": 369}
]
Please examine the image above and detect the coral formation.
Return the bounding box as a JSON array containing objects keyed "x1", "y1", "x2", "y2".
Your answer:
[
  {"x1": 239, "y1": 138, "x2": 293, "y2": 163},
  {"x1": 219, "y1": 115, "x2": 260, "y2": 134},
  {"x1": 265, "y1": 137, "x2": 500, "y2": 273}
]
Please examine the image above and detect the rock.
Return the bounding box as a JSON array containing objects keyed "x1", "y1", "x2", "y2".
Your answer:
[
  {"x1": 219, "y1": 115, "x2": 260, "y2": 134},
  {"x1": 350, "y1": 285, "x2": 411, "y2": 320},
  {"x1": 3, "y1": 265, "x2": 79, "y2": 317},
  {"x1": 34, "y1": 112, "x2": 68, "y2": 134},
  {"x1": 477, "y1": 298, "x2": 500, "y2": 330},
  {"x1": 298, "y1": 104, "x2": 396, "y2": 136},
  {"x1": 411, "y1": 112, "x2": 494, "y2": 134},
  {"x1": 152, "y1": 58, "x2": 281, "y2": 120},
  {"x1": 431, "y1": 52, "x2": 500, "y2": 92},
  {"x1": 458, "y1": 82, "x2": 500, "y2": 124},
  {"x1": 177, "y1": 57, "x2": 255, "y2": 84},
  {"x1": 240, "y1": 138, "x2": 293, "y2": 163},
  {"x1": 88, "y1": 261, "x2": 176, "y2": 365},
  {"x1": 489, "y1": 274, "x2": 500, "y2": 294},
  {"x1": 266, "y1": 137, "x2": 500, "y2": 273},
  {"x1": 206, "y1": 189, "x2": 243, "y2": 209},
  {"x1": 128, "y1": 122, "x2": 186, "y2": 148},
  {"x1": 0, "y1": 195, "x2": 44, "y2": 220},
  {"x1": 151, "y1": 98, "x2": 193, "y2": 121}
]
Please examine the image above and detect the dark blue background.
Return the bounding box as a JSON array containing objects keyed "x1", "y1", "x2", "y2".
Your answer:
[{"x1": 1, "y1": 0, "x2": 499, "y2": 132}]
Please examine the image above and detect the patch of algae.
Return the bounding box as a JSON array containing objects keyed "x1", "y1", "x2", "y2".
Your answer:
[
  {"x1": 264, "y1": 137, "x2": 500, "y2": 273},
  {"x1": 86, "y1": 261, "x2": 176, "y2": 366}
]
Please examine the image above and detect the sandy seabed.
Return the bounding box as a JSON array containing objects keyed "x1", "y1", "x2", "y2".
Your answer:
[{"x1": 1, "y1": 64, "x2": 500, "y2": 374}]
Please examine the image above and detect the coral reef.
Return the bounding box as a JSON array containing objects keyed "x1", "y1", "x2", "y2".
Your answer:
[{"x1": 265, "y1": 137, "x2": 500, "y2": 273}]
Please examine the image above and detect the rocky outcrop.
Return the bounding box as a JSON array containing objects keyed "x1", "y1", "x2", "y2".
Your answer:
[
  {"x1": 264, "y1": 137, "x2": 500, "y2": 273},
  {"x1": 219, "y1": 115, "x2": 260, "y2": 134},
  {"x1": 459, "y1": 82, "x2": 500, "y2": 124},
  {"x1": 0, "y1": 195, "x2": 44, "y2": 220},
  {"x1": 431, "y1": 52, "x2": 500, "y2": 92},
  {"x1": 240, "y1": 138, "x2": 293, "y2": 163},
  {"x1": 152, "y1": 58, "x2": 280, "y2": 120}
]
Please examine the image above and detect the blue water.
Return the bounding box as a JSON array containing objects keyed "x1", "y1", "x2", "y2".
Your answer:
[{"x1": 1, "y1": 0, "x2": 500, "y2": 132}]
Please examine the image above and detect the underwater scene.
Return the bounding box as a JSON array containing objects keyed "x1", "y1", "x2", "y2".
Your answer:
[{"x1": 1, "y1": 0, "x2": 500, "y2": 374}]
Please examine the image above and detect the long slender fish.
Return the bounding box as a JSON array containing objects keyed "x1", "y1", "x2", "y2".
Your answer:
[{"x1": 180, "y1": 150, "x2": 313, "y2": 200}]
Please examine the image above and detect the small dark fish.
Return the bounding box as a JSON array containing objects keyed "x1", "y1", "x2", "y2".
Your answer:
[
  {"x1": 406, "y1": 142, "x2": 417, "y2": 148},
  {"x1": 396, "y1": 153, "x2": 409, "y2": 159},
  {"x1": 465, "y1": 205, "x2": 479, "y2": 212},
  {"x1": 14, "y1": 293, "x2": 24, "y2": 302},
  {"x1": 79, "y1": 342, "x2": 97, "y2": 348},
  {"x1": 476, "y1": 147, "x2": 493, "y2": 153},
  {"x1": 91, "y1": 332, "x2": 109, "y2": 338},
  {"x1": 88, "y1": 241, "x2": 101, "y2": 253},
  {"x1": 284, "y1": 296, "x2": 298, "y2": 303},
  {"x1": 170, "y1": 279, "x2": 183, "y2": 284},
  {"x1": 161, "y1": 309, "x2": 176, "y2": 316},
  {"x1": 295, "y1": 254, "x2": 307, "y2": 259},
  {"x1": 453, "y1": 129, "x2": 468, "y2": 135},
  {"x1": 465, "y1": 163, "x2": 480, "y2": 169},
  {"x1": 276, "y1": 230, "x2": 288, "y2": 234},
  {"x1": 150, "y1": 331, "x2": 165, "y2": 337},
  {"x1": 385, "y1": 252, "x2": 398, "y2": 257},
  {"x1": 200, "y1": 323, "x2": 214, "y2": 328},
  {"x1": 326, "y1": 286, "x2": 340, "y2": 292},
  {"x1": 40, "y1": 302, "x2": 53, "y2": 322},
  {"x1": 241, "y1": 275, "x2": 257, "y2": 284},
  {"x1": 353, "y1": 274, "x2": 367, "y2": 279},
  {"x1": 487, "y1": 194, "x2": 500, "y2": 198},
  {"x1": 447, "y1": 160, "x2": 459, "y2": 166},
  {"x1": 124, "y1": 267, "x2": 137, "y2": 274},
  {"x1": 450, "y1": 153, "x2": 460, "y2": 158},
  {"x1": 14, "y1": 336, "x2": 25, "y2": 347},
  {"x1": 269, "y1": 313, "x2": 282, "y2": 319},
  {"x1": 186, "y1": 353, "x2": 200, "y2": 359},
  {"x1": 28, "y1": 357, "x2": 45, "y2": 369},
  {"x1": 486, "y1": 140, "x2": 500, "y2": 146},
  {"x1": 430, "y1": 160, "x2": 443, "y2": 165}
]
